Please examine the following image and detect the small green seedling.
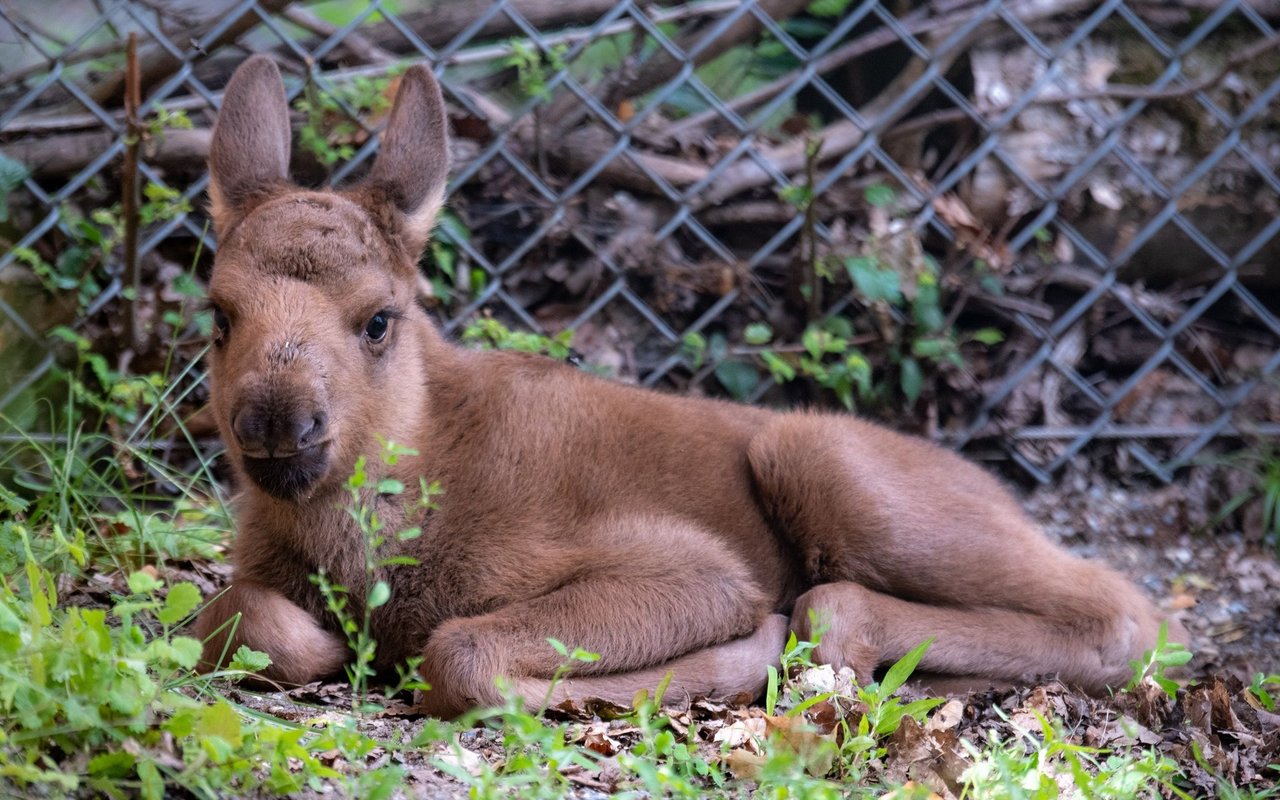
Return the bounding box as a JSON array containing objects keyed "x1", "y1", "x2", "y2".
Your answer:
[{"x1": 1125, "y1": 622, "x2": 1192, "y2": 698}]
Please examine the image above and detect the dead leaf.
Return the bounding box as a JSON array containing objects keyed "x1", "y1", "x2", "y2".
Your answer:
[
  {"x1": 925, "y1": 699, "x2": 964, "y2": 732},
  {"x1": 722, "y1": 748, "x2": 767, "y2": 780},
  {"x1": 713, "y1": 717, "x2": 766, "y2": 752},
  {"x1": 764, "y1": 715, "x2": 836, "y2": 777}
]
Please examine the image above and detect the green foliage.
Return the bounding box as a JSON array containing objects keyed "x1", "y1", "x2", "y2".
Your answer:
[
  {"x1": 462, "y1": 315, "x2": 575, "y2": 361},
  {"x1": 707, "y1": 182, "x2": 1005, "y2": 411},
  {"x1": 295, "y1": 70, "x2": 401, "y2": 166},
  {"x1": 506, "y1": 40, "x2": 568, "y2": 101},
  {"x1": 424, "y1": 210, "x2": 474, "y2": 304},
  {"x1": 958, "y1": 709, "x2": 1185, "y2": 799},
  {"x1": 314, "y1": 437, "x2": 434, "y2": 713},
  {"x1": 0, "y1": 552, "x2": 302, "y2": 798},
  {"x1": 1249, "y1": 673, "x2": 1280, "y2": 711},
  {"x1": 0, "y1": 152, "x2": 30, "y2": 223},
  {"x1": 1125, "y1": 622, "x2": 1192, "y2": 699},
  {"x1": 1212, "y1": 445, "x2": 1280, "y2": 555}
]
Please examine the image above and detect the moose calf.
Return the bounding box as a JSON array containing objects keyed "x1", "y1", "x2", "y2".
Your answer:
[{"x1": 195, "y1": 57, "x2": 1183, "y2": 717}]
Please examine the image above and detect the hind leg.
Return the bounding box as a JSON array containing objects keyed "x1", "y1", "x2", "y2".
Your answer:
[
  {"x1": 750, "y1": 414, "x2": 1180, "y2": 693},
  {"x1": 789, "y1": 577, "x2": 1159, "y2": 693}
]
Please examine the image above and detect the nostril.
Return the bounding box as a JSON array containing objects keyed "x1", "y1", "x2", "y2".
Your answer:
[
  {"x1": 232, "y1": 406, "x2": 265, "y2": 452},
  {"x1": 296, "y1": 412, "x2": 327, "y2": 449}
]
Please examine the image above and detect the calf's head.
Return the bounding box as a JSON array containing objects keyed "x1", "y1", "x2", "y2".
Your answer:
[{"x1": 205, "y1": 57, "x2": 449, "y2": 500}]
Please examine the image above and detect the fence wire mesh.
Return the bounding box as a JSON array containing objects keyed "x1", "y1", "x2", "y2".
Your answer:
[{"x1": 1, "y1": 0, "x2": 1278, "y2": 483}]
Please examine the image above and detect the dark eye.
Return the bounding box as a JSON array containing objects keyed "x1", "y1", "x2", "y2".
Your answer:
[
  {"x1": 364, "y1": 311, "x2": 389, "y2": 343},
  {"x1": 212, "y1": 306, "x2": 230, "y2": 345}
]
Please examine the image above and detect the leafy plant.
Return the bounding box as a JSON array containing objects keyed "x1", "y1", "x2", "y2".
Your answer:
[
  {"x1": 1248, "y1": 672, "x2": 1280, "y2": 711},
  {"x1": 709, "y1": 183, "x2": 1004, "y2": 411},
  {"x1": 312, "y1": 436, "x2": 437, "y2": 714},
  {"x1": 295, "y1": 70, "x2": 401, "y2": 166},
  {"x1": 506, "y1": 40, "x2": 568, "y2": 102},
  {"x1": 836, "y1": 639, "x2": 947, "y2": 777},
  {"x1": 1212, "y1": 445, "x2": 1280, "y2": 554},
  {"x1": 1124, "y1": 622, "x2": 1192, "y2": 699},
  {"x1": 462, "y1": 314, "x2": 575, "y2": 361},
  {"x1": 959, "y1": 708, "x2": 1185, "y2": 799}
]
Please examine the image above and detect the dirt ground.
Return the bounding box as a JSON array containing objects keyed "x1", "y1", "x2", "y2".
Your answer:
[{"x1": 1024, "y1": 472, "x2": 1280, "y2": 682}]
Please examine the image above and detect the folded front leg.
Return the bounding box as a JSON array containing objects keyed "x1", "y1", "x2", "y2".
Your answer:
[
  {"x1": 415, "y1": 514, "x2": 776, "y2": 717},
  {"x1": 195, "y1": 581, "x2": 347, "y2": 687}
]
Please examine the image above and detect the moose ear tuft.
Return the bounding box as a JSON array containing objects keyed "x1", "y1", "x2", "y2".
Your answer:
[
  {"x1": 208, "y1": 55, "x2": 292, "y2": 238},
  {"x1": 362, "y1": 65, "x2": 451, "y2": 257}
]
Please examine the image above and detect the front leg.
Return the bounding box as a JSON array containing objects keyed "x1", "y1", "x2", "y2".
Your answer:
[
  {"x1": 415, "y1": 514, "x2": 779, "y2": 717},
  {"x1": 195, "y1": 581, "x2": 347, "y2": 686}
]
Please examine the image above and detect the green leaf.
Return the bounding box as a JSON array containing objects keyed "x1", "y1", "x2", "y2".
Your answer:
[
  {"x1": 368, "y1": 580, "x2": 391, "y2": 609},
  {"x1": 156, "y1": 581, "x2": 201, "y2": 625},
  {"x1": 88, "y1": 750, "x2": 136, "y2": 778},
  {"x1": 168, "y1": 636, "x2": 203, "y2": 669},
  {"x1": 864, "y1": 183, "x2": 896, "y2": 208},
  {"x1": 743, "y1": 322, "x2": 773, "y2": 345},
  {"x1": 714, "y1": 360, "x2": 759, "y2": 401},
  {"x1": 138, "y1": 760, "x2": 164, "y2": 800},
  {"x1": 680, "y1": 332, "x2": 706, "y2": 368},
  {"x1": 911, "y1": 337, "x2": 952, "y2": 360},
  {"x1": 765, "y1": 664, "x2": 779, "y2": 716},
  {"x1": 822, "y1": 315, "x2": 853, "y2": 339},
  {"x1": 879, "y1": 638, "x2": 932, "y2": 697},
  {"x1": 969, "y1": 327, "x2": 1004, "y2": 345},
  {"x1": 844, "y1": 256, "x2": 901, "y2": 304},
  {"x1": 199, "y1": 700, "x2": 243, "y2": 748},
  {"x1": 376, "y1": 478, "x2": 405, "y2": 495},
  {"x1": 127, "y1": 570, "x2": 163, "y2": 595},
  {"x1": 900, "y1": 358, "x2": 923, "y2": 406},
  {"x1": 570, "y1": 647, "x2": 600, "y2": 663},
  {"x1": 761, "y1": 351, "x2": 796, "y2": 383},
  {"x1": 228, "y1": 645, "x2": 272, "y2": 673},
  {"x1": 913, "y1": 274, "x2": 944, "y2": 332}
]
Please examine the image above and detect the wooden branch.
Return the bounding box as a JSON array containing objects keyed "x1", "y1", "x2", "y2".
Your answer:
[
  {"x1": 87, "y1": 0, "x2": 294, "y2": 106},
  {"x1": 1024, "y1": 28, "x2": 1280, "y2": 104},
  {"x1": 668, "y1": 0, "x2": 1096, "y2": 139},
  {"x1": 698, "y1": 43, "x2": 957, "y2": 207},
  {"x1": 608, "y1": 0, "x2": 811, "y2": 105},
  {"x1": 0, "y1": 129, "x2": 212, "y2": 178},
  {"x1": 122, "y1": 33, "x2": 142, "y2": 351},
  {"x1": 280, "y1": 6, "x2": 395, "y2": 66},
  {"x1": 551, "y1": 126, "x2": 709, "y2": 194},
  {"x1": 361, "y1": 0, "x2": 634, "y2": 51},
  {"x1": 544, "y1": 0, "x2": 810, "y2": 143}
]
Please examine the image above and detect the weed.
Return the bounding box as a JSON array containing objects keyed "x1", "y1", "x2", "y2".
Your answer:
[
  {"x1": 836, "y1": 640, "x2": 948, "y2": 779},
  {"x1": 1212, "y1": 445, "x2": 1280, "y2": 554},
  {"x1": 505, "y1": 40, "x2": 568, "y2": 102},
  {"x1": 312, "y1": 437, "x2": 437, "y2": 714},
  {"x1": 1248, "y1": 672, "x2": 1280, "y2": 711},
  {"x1": 462, "y1": 313, "x2": 576, "y2": 361},
  {"x1": 959, "y1": 708, "x2": 1187, "y2": 799},
  {"x1": 295, "y1": 69, "x2": 403, "y2": 167},
  {"x1": 713, "y1": 183, "x2": 1004, "y2": 410},
  {"x1": 1125, "y1": 622, "x2": 1193, "y2": 699}
]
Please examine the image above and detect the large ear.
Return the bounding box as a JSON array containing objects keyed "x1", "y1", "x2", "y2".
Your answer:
[
  {"x1": 208, "y1": 55, "x2": 291, "y2": 238},
  {"x1": 361, "y1": 65, "x2": 450, "y2": 257}
]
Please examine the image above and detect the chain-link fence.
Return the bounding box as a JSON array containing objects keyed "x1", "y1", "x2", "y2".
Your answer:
[{"x1": 1, "y1": 0, "x2": 1278, "y2": 484}]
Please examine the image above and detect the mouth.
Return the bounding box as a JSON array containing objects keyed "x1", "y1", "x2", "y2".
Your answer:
[{"x1": 240, "y1": 442, "x2": 331, "y2": 499}]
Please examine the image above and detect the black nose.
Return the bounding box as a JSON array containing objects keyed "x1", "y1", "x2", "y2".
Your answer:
[{"x1": 232, "y1": 403, "x2": 327, "y2": 457}]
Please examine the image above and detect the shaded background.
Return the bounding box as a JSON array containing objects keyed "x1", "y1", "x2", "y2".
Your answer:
[{"x1": 1, "y1": 0, "x2": 1278, "y2": 487}]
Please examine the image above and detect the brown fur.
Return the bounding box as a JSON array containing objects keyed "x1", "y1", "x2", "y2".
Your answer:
[{"x1": 194, "y1": 57, "x2": 1185, "y2": 718}]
